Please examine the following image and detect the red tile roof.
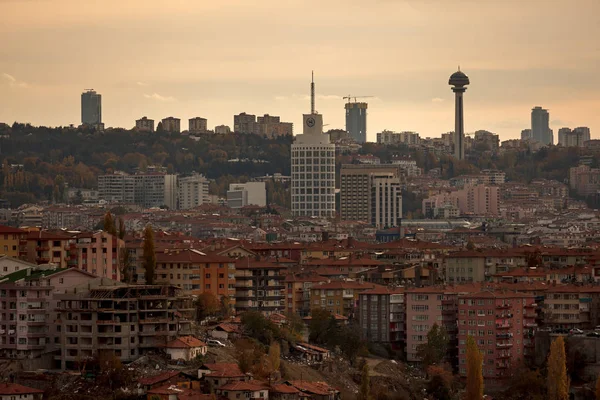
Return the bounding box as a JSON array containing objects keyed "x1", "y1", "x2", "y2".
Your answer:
[
  {"x1": 147, "y1": 385, "x2": 213, "y2": 400},
  {"x1": 271, "y1": 384, "x2": 301, "y2": 394},
  {"x1": 164, "y1": 335, "x2": 206, "y2": 349},
  {"x1": 360, "y1": 287, "x2": 405, "y2": 295},
  {"x1": 202, "y1": 363, "x2": 246, "y2": 378},
  {"x1": 287, "y1": 381, "x2": 338, "y2": 396},
  {"x1": 137, "y1": 370, "x2": 181, "y2": 386},
  {"x1": 0, "y1": 225, "x2": 26, "y2": 234},
  {"x1": 219, "y1": 381, "x2": 265, "y2": 391},
  {"x1": 0, "y1": 383, "x2": 44, "y2": 395}
]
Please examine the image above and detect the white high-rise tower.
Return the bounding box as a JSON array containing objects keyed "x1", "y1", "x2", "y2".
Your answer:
[{"x1": 291, "y1": 73, "x2": 336, "y2": 217}]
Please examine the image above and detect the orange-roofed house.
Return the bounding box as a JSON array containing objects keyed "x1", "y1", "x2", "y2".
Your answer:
[
  {"x1": 216, "y1": 381, "x2": 269, "y2": 400},
  {"x1": 309, "y1": 280, "x2": 382, "y2": 318},
  {"x1": 146, "y1": 385, "x2": 211, "y2": 400},
  {"x1": 138, "y1": 371, "x2": 185, "y2": 393},
  {"x1": 198, "y1": 363, "x2": 249, "y2": 388},
  {"x1": 358, "y1": 287, "x2": 405, "y2": 352},
  {"x1": 285, "y1": 381, "x2": 340, "y2": 400},
  {"x1": 0, "y1": 383, "x2": 43, "y2": 400},
  {"x1": 270, "y1": 383, "x2": 301, "y2": 400},
  {"x1": 164, "y1": 335, "x2": 207, "y2": 361}
]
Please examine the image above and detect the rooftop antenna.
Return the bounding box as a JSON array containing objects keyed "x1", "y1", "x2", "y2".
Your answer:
[{"x1": 310, "y1": 71, "x2": 315, "y2": 114}]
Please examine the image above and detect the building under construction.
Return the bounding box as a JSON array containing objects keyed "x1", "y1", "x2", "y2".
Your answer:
[
  {"x1": 345, "y1": 101, "x2": 368, "y2": 144},
  {"x1": 55, "y1": 278, "x2": 194, "y2": 370}
]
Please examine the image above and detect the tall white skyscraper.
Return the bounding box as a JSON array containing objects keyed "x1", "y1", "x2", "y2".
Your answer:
[{"x1": 291, "y1": 73, "x2": 336, "y2": 217}]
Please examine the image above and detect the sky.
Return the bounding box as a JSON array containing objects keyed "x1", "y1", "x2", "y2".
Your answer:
[{"x1": 1, "y1": 0, "x2": 599, "y2": 142}]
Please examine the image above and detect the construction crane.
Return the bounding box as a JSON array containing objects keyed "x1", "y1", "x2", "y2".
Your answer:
[{"x1": 343, "y1": 95, "x2": 374, "y2": 103}]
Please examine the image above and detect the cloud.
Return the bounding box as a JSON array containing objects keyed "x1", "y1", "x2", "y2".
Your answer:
[
  {"x1": 144, "y1": 92, "x2": 175, "y2": 102},
  {"x1": 2, "y1": 73, "x2": 29, "y2": 88},
  {"x1": 274, "y1": 95, "x2": 288, "y2": 101},
  {"x1": 136, "y1": 81, "x2": 149, "y2": 87},
  {"x1": 431, "y1": 97, "x2": 444, "y2": 103}
]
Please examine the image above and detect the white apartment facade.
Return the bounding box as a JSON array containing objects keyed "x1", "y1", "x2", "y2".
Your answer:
[{"x1": 178, "y1": 174, "x2": 209, "y2": 209}]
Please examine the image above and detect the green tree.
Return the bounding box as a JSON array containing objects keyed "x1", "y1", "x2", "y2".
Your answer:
[
  {"x1": 142, "y1": 224, "x2": 156, "y2": 285},
  {"x1": 358, "y1": 363, "x2": 371, "y2": 400},
  {"x1": 547, "y1": 336, "x2": 569, "y2": 400},
  {"x1": 416, "y1": 323, "x2": 449, "y2": 368},
  {"x1": 241, "y1": 311, "x2": 281, "y2": 345},
  {"x1": 466, "y1": 336, "x2": 483, "y2": 400},
  {"x1": 195, "y1": 292, "x2": 221, "y2": 321}
]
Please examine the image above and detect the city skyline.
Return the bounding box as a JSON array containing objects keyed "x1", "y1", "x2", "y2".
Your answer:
[{"x1": 1, "y1": 0, "x2": 599, "y2": 141}]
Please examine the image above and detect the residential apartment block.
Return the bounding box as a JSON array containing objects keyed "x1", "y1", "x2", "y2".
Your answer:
[
  {"x1": 309, "y1": 280, "x2": 379, "y2": 318},
  {"x1": 422, "y1": 184, "x2": 499, "y2": 217},
  {"x1": 24, "y1": 230, "x2": 74, "y2": 268},
  {"x1": 376, "y1": 130, "x2": 420, "y2": 146},
  {"x1": 457, "y1": 291, "x2": 536, "y2": 380},
  {"x1": 234, "y1": 258, "x2": 286, "y2": 315},
  {"x1": 542, "y1": 285, "x2": 600, "y2": 329},
  {"x1": 135, "y1": 116, "x2": 155, "y2": 132},
  {"x1": 161, "y1": 117, "x2": 181, "y2": 133},
  {"x1": 55, "y1": 280, "x2": 193, "y2": 369},
  {"x1": 74, "y1": 231, "x2": 124, "y2": 280},
  {"x1": 0, "y1": 266, "x2": 96, "y2": 360},
  {"x1": 189, "y1": 117, "x2": 208, "y2": 134},
  {"x1": 569, "y1": 165, "x2": 600, "y2": 196},
  {"x1": 178, "y1": 174, "x2": 210, "y2": 210},
  {"x1": 155, "y1": 249, "x2": 236, "y2": 301},
  {"x1": 234, "y1": 113, "x2": 292, "y2": 137},
  {"x1": 358, "y1": 287, "x2": 405, "y2": 351},
  {"x1": 0, "y1": 225, "x2": 28, "y2": 259},
  {"x1": 405, "y1": 287, "x2": 458, "y2": 362},
  {"x1": 340, "y1": 164, "x2": 403, "y2": 224},
  {"x1": 227, "y1": 182, "x2": 266, "y2": 208},
  {"x1": 98, "y1": 172, "x2": 178, "y2": 209}
]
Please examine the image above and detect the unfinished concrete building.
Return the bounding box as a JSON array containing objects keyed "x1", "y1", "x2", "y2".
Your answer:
[{"x1": 55, "y1": 278, "x2": 194, "y2": 369}]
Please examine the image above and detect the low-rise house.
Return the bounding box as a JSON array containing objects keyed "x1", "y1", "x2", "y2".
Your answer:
[
  {"x1": 198, "y1": 363, "x2": 249, "y2": 388},
  {"x1": 164, "y1": 336, "x2": 207, "y2": 361},
  {"x1": 269, "y1": 384, "x2": 301, "y2": 400},
  {"x1": 217, "y1": 381, "x2": 269, "y2": 400},
  {"x1": 285, "y1": 381, "x2": 340, "y2": 400},
  {"x1": 210, "y1": 323, "x2": 242, "y2": 341},
  {"x1": 138, "y1": 371, "x2": 184, "y2": 394},
  {"x1": 0, "y1": 383, "x2": 43, "y2": 400},
  {"x1": 292, "y1": 343, "x2": 330, "y2": 363},
  {"x1": 146, "y1": 385, "x2": 211, "y2": 400}
]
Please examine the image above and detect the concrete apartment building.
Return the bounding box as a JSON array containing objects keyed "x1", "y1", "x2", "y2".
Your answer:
[
  {"x1": 154, "y1": 248, "x2": 236, "y2": 301},
  {"x1": 189, "y1": 117, "x2": 208, "y2": 134},
  {"x1": 345, "y1": 102, "x2": 368, "y2": 143},
  {"x1": 0, "y1": 225, "x2": 28, "y2": 259},
  {"x1": 234, "y1": 257, "x2": 286, "y2": 315},
  {"x1": 558, "y1": 127, "x2": 591, "y2": 147},
  {"x1": 284, "y1": 273, "x2": 327, "y2": 317},
  {"x1": 569, "y1": 165, "x2": 600, "y2": 196},
  {"x1": 473, "y1": 130, "x2": 500, "y2": 153},
  {"x1": 371, "y1": 174, "x2": 403, "y2": 229},
  {"x1": 24, "y1": 230, "x2": 74, "y2": 268},
  {"x1": 340, "y1": 165, "x2": 403, "y2": 224},
  {"x1": 0, "y1": 256, "x2": 38, "y2": 278},
  {"x1": 161, "y1": 117, "x2": 181, "y2": 133},
  {"x1": 422, "y1": 184, "x2": 499, "y2": 217},
  {"x1": 74, "y1": 231, "x2": 124, "y2": 281},
  {"x1": 135, "y1": 116, "x2": 155, "y2": 132},
  {"x1": 542, "y1": 285, "x2": 600, "y2": 329},
  {"x1": 376, "y1": 130, "x2": 420, "y2": 146},
  {"x1": 405, "y1": 287, "x2": 458, "y2": 362},
  {"x1": 234, "y1": 113, "x2": 258, "y2": 134},
  {"x1": 257, "y1": 114, "x2": 293, "y2": 137},
  {"x1": 98, "y1": 172, "x2": 178, "y2": 209},
  {"x1": 55, "y1": 280, "x2": 194, "y2": 369},
  {"x1": 457, "y1": 291, "x2": 536, "y2": 380},
  {"x1": 0, "y1": 266, "x2": 96, "y2": 361},
  {"x1": 309, "y1": 280, "x2": 379, "y2": 318},
  {"x1": 358, "y1": 287, "x2": 405, "y2": 351},
  {"x1": 227, "y1": 182, "x2": 266, "y2": 208},
  {"x1": 178, "y1": 174, "x2": 210, "y2": 209}
]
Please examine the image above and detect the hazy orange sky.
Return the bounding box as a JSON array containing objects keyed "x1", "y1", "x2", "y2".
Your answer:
[{"x1": 1, "y1": 0, "x2": 599, "y2": 141}]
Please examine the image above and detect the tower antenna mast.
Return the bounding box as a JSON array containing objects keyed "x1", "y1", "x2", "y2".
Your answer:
[{"x1": 310, "y1": 71, "x2": 315, "y2": 114}]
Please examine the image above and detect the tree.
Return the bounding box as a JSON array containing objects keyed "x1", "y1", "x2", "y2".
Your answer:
[
  {"x1": 358, "y1": 363, "x2": 371, "y2": 400},
  {"x1": 547, "y1": 336, "x2": 569, "y2": 400},
  {"x1": 308, "y1": 308, "x2": 333, "y2": 344},
  {"x1": 466, "y1": 336, "x2": 483, "y2": 400},
  {"x1": 503, "y1": 366, "x2": 545, "y2": 400},
  {"x1": 338, "y1": 323, "x2": 366, "y2": 366},
  {"x1": 416, "y1": 323, "x2": 449, "y2": 368},
  {"x1": 268, "y1": 342, "x2": 281, "y2": 373},
  {"x1": 284, "y1": 311, "x2": 305, "y2": 342},
  {"x1": 142, "y1": 224, "x2": 156, "y2": 285},
  {"x1": 103, "y1": 211, "x2": 117, "y2": 236},
  {"x1": 120, "y1": 248, "x2": 133, "y2": 284},
  {"x1": 195, "y1": 292, "x2": 220, "y2": 321},
  {"x1": 426, "y1": 365, "x2": 453, "y2": 400},
  {"x1": 118, "y1": 217, "x2": 126, "y2": 239}
]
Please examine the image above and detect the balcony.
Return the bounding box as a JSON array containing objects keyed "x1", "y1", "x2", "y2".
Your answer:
[
  {"x1": 496, "y1": 342, "x2": 513, "y2": 348},
  {"x1": 524, "y1": 322, "x2": 538, "y2": 328},
  {"x1": 524, "y1": 313, "x2": 536, "y2": 319},
  {"x1": 36, "y1": 246, "x2": 50, "y2": 251},
  {"x1": 524, "y1": 303, "x2": 537, "y2": 308},
  {"x1": 496, "y1": 304, "x2": 510, "y2": 309},
  {"x1": 497, "y1": 352, "x2": 511, "y2": 359}
]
